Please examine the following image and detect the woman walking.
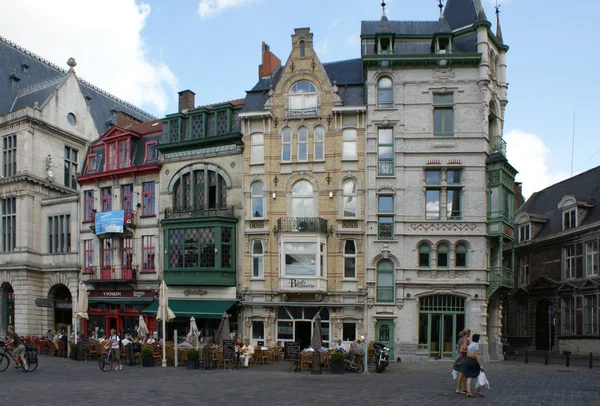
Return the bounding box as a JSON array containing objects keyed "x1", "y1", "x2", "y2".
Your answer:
[
  {"x1": 454, "y1": 329, "x2": 470, "y2": 394},
  {"x1": 464, "y1": 333, "x2": 484, "y2": 398}
]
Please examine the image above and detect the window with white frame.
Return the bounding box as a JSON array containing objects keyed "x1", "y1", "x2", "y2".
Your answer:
[
  {"x1": 518, "y1": 256, "x2": 530, "y2": 286},
  {"x1": 282, "y1": 127, "x2": 292, "y2": 162},
  {"x1": 377, "y1": 128, "x2": 393, "y2": 175},
  {"x1": 289, "y1": 81, "x2": 317, "y2": 111},
  {"x1": 342, "y1": 322, "x2": 357, "y2": 342},
  {"x1": 343, "y1": 240, "x2": 357, "y2": 278},
  {"x1": 298, "y1": 126, "x2": 308, "y2": 161},
  {"x1": 425, "y1": 169, "x2": 441, "y2": 220},
  {"x1": 252, "y1": 320, "x2": 265, "y2": 340},
  {"x1": 291, "y1": 180, "x2": 314, "y2": 217},
  {"x1": 342, "y1": 129, "x2": 357, "y2": 160},
  {"x1": 516, "y1": 302, "x2": 529, "y2": 336},
  {"x1": 376, "y1": 259, "x2": 394, "y2": 303},
  {"x1": 564, "y1": 297, "x2": 576, "y2": 335},
  {"x1": 564, "y1": 245, "x2": 576, "y2": 279},
  {"x1": 250, "y1": 181, "x2": 264, "y2": 218},
  {"x1": 377, "y1": 193, "x2": 394, "y2": 240},
  {"x1": 518, "y1": 224, "x2": 531, "y2": 242},
  {"x1": 446, "y1": 169, "x2": 462, "y2": 219},
  {"x1": 563, "y1": 208, "x2": 576, "y2": 230},
  {"x1": 585, "y1": 240, "x2": 598, "y2": 277},
  {"x1": 377, "y1": 77, "x2": 393, "y2": 108},
  {"x1": 251, "y1": 133, "x2": 264, "y2": 164},
  {"x1": 584, "y1": 295, "x2": 598, "y2": 335},
  {"x1": 342, "y1": 179, "x2": 358, "y2": 218},
  {"x1": 313, "y1": 126, "x2": 325, "y2": 161},
  {"x1": 252, "y1": 240, "x2": 264, "y2": 278}
]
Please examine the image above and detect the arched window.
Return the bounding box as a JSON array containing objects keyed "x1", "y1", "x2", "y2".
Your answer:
[
  {"x1": 298, "y1": 126, "x2": 308, "y2": 161},
  {"x1": 377, "y1": 259, "x2": 394, "y2": 303},
  {"x1": 377, "y1": 77, "x2": 393, "y2": 108},
  {"x1": 251, "y1": 181, "x2": 264, "y2": 218},
  {"x1": 289, "y1": 81, "x2": 317, "y2": 111},
  {"x1": 251, "y1": 133, "x2": 264, "y2": 164},
  {"x1": 173, "y1": 169, "x2": 227, "y2": 212},
  {"x1": 419, "y1": 243, "x2": 431, "y2": 267},
  {"x1": 342, "y1": 179, "x2": 358, "y2": 218},
  {"x1": 437, "y1": 243, "x2": 449, "y2": 267},
  {"x1": 252, "y1": 240, "x2": 264, "y2": 278},
  {"x1": 343, "y1": 240, "x2": 357, "y2": 278},
  {"x1": 314, "y1": 126, "x2": 325, "y2": 161},
  {"x1": 282, "y1": 127, "x2": 292, "y2": 162},
  {"x1": 455, "y1": 243, "x2": 468, "y2": 267},
  {"x1": 291, "y1": 180, "x2": 314, "y2": 217}
]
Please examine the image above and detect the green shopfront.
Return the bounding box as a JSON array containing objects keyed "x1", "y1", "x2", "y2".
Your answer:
[{"x1": 418, "y1": 295, "x2": 466, "y2": 359}]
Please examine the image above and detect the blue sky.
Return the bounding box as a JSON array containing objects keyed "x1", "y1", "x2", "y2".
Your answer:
[{"x1": 1, "y1": 0, "x2": 598, "y2": 198}]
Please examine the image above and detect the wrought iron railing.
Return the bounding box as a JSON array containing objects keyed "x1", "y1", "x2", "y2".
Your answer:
[
  {"x1": 378, "y1": 159, "x2": 394, "y2": 176},
  {"x1": 82, "y1": 266, "x2": 137, "y2": 281},
  {"x1": 376, "y1": 287, "x2": 394, "y2": 303},
  {"x1": 488, "y1": 266, "x2": 514, "y2": 287},
  {"x1": 491, "y1": 135, "x2": 507, "y2": 156},
  {"x1": 276, "y1": 217, "x2": 328, "y2": 234},
  {"x1": 164, "y1": 205, "x2": 234, "y2": 219}
]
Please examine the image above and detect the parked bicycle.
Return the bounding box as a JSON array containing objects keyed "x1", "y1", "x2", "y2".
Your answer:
[
  {"x1": 344, "y1": 355, "x2": 364, "y2": 373},
  {"x1": 0, "y1": 341, "x2": 39, "y2": 372},
  {"x1": 98, "y1": 344, "x2": 113, "y2": 372},
  {"x1": 503, "y1": 343, "x2": 518, "y2": 360}
]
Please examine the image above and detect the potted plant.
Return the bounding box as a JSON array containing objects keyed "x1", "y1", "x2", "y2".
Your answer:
[
  {"x1": 141, "y1": 347, "x2": 154, "y2": 367},
  {"x1": 69, "y1": 343, "x2": 79, "y2": 361},
  {"x1": 186, "y1": 348, "x2": 199, "y2": 370},
  {"x1": 330, "y1": 352, "x2": 345, "y2": 375}
]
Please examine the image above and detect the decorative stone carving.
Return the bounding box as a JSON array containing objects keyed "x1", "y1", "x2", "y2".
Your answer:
[{"x1": 409, "y1": 223, "x2": 479, "y2": 232}]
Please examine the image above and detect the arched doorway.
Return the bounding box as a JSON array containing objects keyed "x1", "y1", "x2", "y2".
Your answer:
[
  {"x1": 535, "y1": 298, "x2": 552, "y2": 350},
  {"x1": 1, "y1": 283, "x2": 15, "y2": 336},
  {"x1": 49, "y1": 285, "x2": 72, "y2": 331}
]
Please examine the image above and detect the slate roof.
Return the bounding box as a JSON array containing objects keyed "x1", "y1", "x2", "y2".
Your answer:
[
  {"x1": 518, "y1": 166, "x2": 600, "y2": 239},
  {"x1": 322, "y1": 58, "x2": 363, "y2": 85},
  {"x1": 0, "y1": 35, "x2": 155, "y2": 133},
  {"x1": 361, "y1": 21, "x2": 439, "y2": 36},
  {"x1": 443, "y1": 0, "x2": 485, "y2": 30}
]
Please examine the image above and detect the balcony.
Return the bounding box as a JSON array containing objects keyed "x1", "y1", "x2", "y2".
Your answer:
[
  {"x1": 376, "y1": 287, "x2": 394, "y2": 303},
  {"x1": 82, "y1": 266, "x2": 137, "y2": 282},
  {"x1": 490, "y1": 135, "x2": 507, "y2": 156},
  {"x1": 164, "y1": 205, "x2": 234, "y2": 220},
  {"x1": 276, "y1": 217, "x2": 328, "y2": 234},
  {"x1": 378, "y1": 159, "x2": 394, "y2": 176},
  {"x1": 280, "y1": 277, "x2": 327, "y2": 293},
  {"x1": 89, "y1": 210, "x2": 137, "y2": 235},
  {"x1": 488, "y1": 210, "x2": 514, "y2": 240},
  {"x1": 487, "y1": 266, "x2": 514, "y2": 298}
]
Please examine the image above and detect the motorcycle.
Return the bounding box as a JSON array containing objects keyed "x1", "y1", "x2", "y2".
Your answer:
[{"x1": 372, "y1": 342, "x2": 390, "y2": 373}]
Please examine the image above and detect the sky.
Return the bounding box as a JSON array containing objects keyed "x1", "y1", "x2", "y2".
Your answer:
[{"x1": 0, "y1": 0, "x2": 598, "y2": 199}]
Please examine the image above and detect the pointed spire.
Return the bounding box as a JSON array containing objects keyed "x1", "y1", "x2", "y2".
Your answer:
[
  {"x1": 381, "y1": 1, "x2": 388, "y2": 22},
  {"x1": 495, "y1": 1, "x2": 504, "y2": 44}
]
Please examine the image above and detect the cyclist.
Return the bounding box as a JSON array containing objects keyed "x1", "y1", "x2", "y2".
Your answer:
[{"x1": 6, "y1": 325, "x2": 28, "y2": 371}]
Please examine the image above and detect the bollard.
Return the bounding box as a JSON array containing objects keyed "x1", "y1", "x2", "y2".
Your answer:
[
  {"x1": 566, "y1": 352, "x2": 570, "y2": 368},
  {"x1": 544, "y1": 351, "x2": 548, "y2": 365},
  {"x1": 525, "y1": 350, "x2": 528, "y2": 364},
  {"x1": 590, "y1": 352, "x2": 593, "y2": 369}
]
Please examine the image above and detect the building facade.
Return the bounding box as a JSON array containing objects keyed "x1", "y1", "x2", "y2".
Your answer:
[
  {"x1": 240, "y1": 29, "x2": 367, "y2": 349},
  {"x1": 0, "y1": 35, "x2": 154, "y2": 336},
  {"x1": 506, "y1": 166, "x2": 600, "y2": 356},
  {"x1": 361, "y1": 0, "x2": 513, "y2": 362}
]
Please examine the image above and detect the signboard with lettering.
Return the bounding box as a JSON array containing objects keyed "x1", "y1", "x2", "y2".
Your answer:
[
  {"x1": 89, "y1": 290, "x2": 154, "y2": 298},
  {"x1": 95, "y1": 210, "x2": 125, "y2": 234},
  {"x1": 223, "y1": 339, "x2": 236, "y2": 360},
  {"x1": 289, "y1": 279, "x2": 316, "y2": 289},
  {"x1": 284, "y1": 342, "x2": 300, "y2": 361},
  {"x1": 88, "y1": 304, "x2": 106, "y2": 313}
]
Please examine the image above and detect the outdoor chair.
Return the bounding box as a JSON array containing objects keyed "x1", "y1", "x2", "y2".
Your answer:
[
  {"x1": 300, "y1": 352, "x2": 312, "y2": 372},
  {"x1": 253, "y1": 348, "x2": 267, "y2": 365}
]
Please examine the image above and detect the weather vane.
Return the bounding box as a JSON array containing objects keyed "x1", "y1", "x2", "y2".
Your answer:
[
  {"x1": 438, "y1": 1, "x2": 444, "y2": 15},
  {"x1": 495, "y1": 0, "x2": 501, "y2": 15}
]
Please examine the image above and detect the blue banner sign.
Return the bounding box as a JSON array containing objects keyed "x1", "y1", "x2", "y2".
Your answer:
[{"x1": 95, "y1": 210, "x2": 125, "y2": 234}]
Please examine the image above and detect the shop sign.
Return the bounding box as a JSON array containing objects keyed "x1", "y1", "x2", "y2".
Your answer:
[
  {"x1": 289, "y1": 279, "x2": 316, "y2": 289},
  {"x1": 95, "y1": 210, "x2": 124, "y2": 234},
  {"x1": 183, "y1": 289, "x2": 208, "y2": 296},
  {"x1": 121, "y1": 305, "x2": 143, "y2": 314},
  {"x1": 89, "y1": 304, "x2": 106, "y2": 313},
  {"x1": 89, "y1": 290, "x2": 154, "y2": 298}
]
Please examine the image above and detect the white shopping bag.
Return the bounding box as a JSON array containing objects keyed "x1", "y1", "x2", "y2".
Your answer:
[
  {"x1": 451, "y1": 369, "x2": 458, "y2": 380},
  {"x1": 476, "y1": 371, "x2": 491, "y2": 390}
]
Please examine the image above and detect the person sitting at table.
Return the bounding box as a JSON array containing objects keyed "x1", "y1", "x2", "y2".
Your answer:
[
  {"x1": 240, "y1": 340, "x2": 254, "y2": 368},
  {"x1": 334, "y1": 340, "x2": 346, "y2": 352},
  {"x1": 347, "y1": 339, "x2": 364, "y2": 359},
  {"x1": 146, "y1": 334, "x2": 156, "y2": 344},
  {"x1": 179, "y1": 339, "x2": 192, "y2": 348},
  {"x1": 45, "y1": 330, "x2": 53, "y2": 339},
  {"x1": 318, "y1": 344, "x2": 328, "y2": 352}
]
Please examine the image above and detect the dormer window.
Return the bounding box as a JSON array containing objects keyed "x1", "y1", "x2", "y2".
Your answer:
[
  {"x1": 145, "y1": 141, "x2": 158, "y2": 161},
  {"x1": 376, "y1": 36, "x2": 394, "y2": 55},
  {"x1": 563, "y1": 208, "x2": 576, "y2": 230},
  {"x1": 436, "y1": 37, "x2": 451, "y2": 54},
  {"x1": 10, "y1": 73, "x2": 20, "y2": 89},
  {"x1": 518, "y1": 224, "x2": 531, "y2": 242}
]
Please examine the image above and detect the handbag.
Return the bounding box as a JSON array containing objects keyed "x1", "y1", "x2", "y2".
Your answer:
[{"x1": 476, "y1": 371, "x2": 491, "y2": 390}]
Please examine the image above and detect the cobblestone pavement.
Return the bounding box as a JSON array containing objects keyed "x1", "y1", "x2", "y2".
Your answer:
[{"x1": 1, "y1": 356, "x2": 598, "y2": 406}]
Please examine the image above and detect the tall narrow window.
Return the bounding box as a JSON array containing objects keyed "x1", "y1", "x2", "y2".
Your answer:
[
  {"x1": 252, "y1": 240, "x2": 264, "y2": 278},
  {"x1": 446, "y1": 169, "x2": 462, "y2": 219},
  {"x1": 518, "y1": 256, "x2": 530, "y2": 286},
  {"x1": 118, "y1": 140, "x2": 130, "y2": 169},
  {"x1": 377, "y1": 77, "x2": 393, "y2": 108},
  {"x1": 87, "y1": 154, "x2": 97, "y2": 173},
  {"x1": 433, "y1": 94, "x2": 454, "y2": 136},
  {"x1": 84, "y1": 190, "x2": 94, "y2": 222},
  {"x1": 455, "y1": 243, "x2": 467, "y2": 267},
  {"x1": 437, "y1": 243, "x2": 449, "y2": 267},
  {"x1": 564, "y1": 297, "x2": 575, "y2": 335},
  {"x1": 145, "y1": 141, "x2": 158, "y2": 161},
  {"x1": 251, "y1": 133, "x2": 264, "y2": 164},
  {"x1": 64, "y1": 146, "x2": 78, "y2": 189},
  {"x1": 564, "y1": 245, "x2": 576, "y2": 279},
  {"x1": 586, "y1": 240, "x2": 599, "y2": 276},
  {"x1": 313, "y1": 126, "x2": 325, "y2": 161},
  {"x1": 282, "y1": 127, "x2": 292, "y2": 162},
  {"x1": 47, "y1": 214, "x2": 71, "y2": 253},
  {"x1": 291, "y1": 180, "x2": 314, "y2": 217},
  {"x1": 376, "y1": 260, "x2": 394, "y2": 303},
  {"x1": 101, "y1": 239, "x2": 112, "y2": 272},
  {"x1": 563, "y1": 209, "x2": 576, "y2": 230},
  {"x1": 377, "y1": 128, "x2": 393, "y2": 175},
  {"x1": 584, "y1": 295, "x2": 598, "y2": 335},
  {"x1": 122, "y1": 238, "x2": 133, "y2": 272},
  {"x1": 425, "y1": 169, "x2": 441, "y2": 220},
  {"x1": 518, "y1": 224, "x2": 531, "y2": 242},
  {"x1": 343, "y1": 240, "x2": 357, "y2": 278},
  {"x1": 142, "y1": 236, "x2": 155, "y2": 272},
  {"x1": 251, "y1": 181, "x2": 264, "y2": 218},
  {"x1": 299, "y1": 40, "x2": 306, "y2": 58},
  {"x1": 377, "y1": 193, "x2": 394, "y2": 240},
  {"x1": 142, "y1": 182, "x2": 155, "y2": 216},
  {"x1": 122, "y1": 185, "x2": 133, "y2": 213},
  {"x1": 419, "y1": 243, "x2": 431, "y2": 267},
  {"x1": 516, "y1": 303, "x2": 529, "y2": 336},
  {"x1": 2, "y1": 134, "x2": 16, "y2": 177},
  {"x1": 252, "y1": 320, "x2": 265, "y2": 340},
  {"x1": 342, "y1": 129, "x2": 357, "y2": 160},
  {"x1": 83, "y1": 240, "x2": 94, "y2": 273},
  {"x1": 342, "y1": 179, "x2": 358, "y2": 218},
  {"x1": 298, "y1": 126, "x2": 308, "y2": 161},
  {"x1": 101, "y1": 187, "x2": 112, "y2": 212},
  {"x1": 107, "y1": 142, "x2": 117, "y2": 170}
]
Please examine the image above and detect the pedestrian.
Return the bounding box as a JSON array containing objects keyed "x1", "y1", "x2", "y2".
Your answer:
[
  {"x1": 108, "y1": 328, "x2": 122, "y2": 371},
  {"x1": 464, "y1": 333, "x2": 484, "y2": 398},
  {"x1": 454, "y1": 328, "x2": 470, "y2": 394}
]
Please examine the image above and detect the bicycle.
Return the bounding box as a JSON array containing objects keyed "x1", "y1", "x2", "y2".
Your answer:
[
  {"x1": 503, "y1": 343, "x2": 518, "y2": 360},
  {"x1": 0, "y1": 341, "x2": 39, "y2": 372},
  {"x1": 98, "y1": 345, "x2": 112, "y2": 372},
  {"x1": 344, "y1": 355, "x2": 364, "y2": 373}
]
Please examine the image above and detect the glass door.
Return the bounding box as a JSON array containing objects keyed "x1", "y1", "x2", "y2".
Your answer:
[{"x1": 375, "y1": 320, "x2": 394, "y2": 360}]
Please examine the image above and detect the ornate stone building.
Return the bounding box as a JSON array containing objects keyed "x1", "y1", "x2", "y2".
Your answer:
[{"x1": 240, "y1": 30, "x2": 366, "y2": 348}]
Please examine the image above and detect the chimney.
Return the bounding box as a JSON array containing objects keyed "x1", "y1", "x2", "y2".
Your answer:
[
  {"x1": 258, "y1": 42, "x2": 281, "y2": 79},
  {"x1": 178, "y1": 90, "x2": 196, "y2": 113}
]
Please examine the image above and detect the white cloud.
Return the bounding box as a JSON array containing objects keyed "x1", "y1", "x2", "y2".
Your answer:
[
  {"x1": 344, "y1": 35, "x2": 360, "y2": 46},
  {"x1": 315, "y1": 37, "x2": 329, "y2": 56},
  {"x1": 329, "y1": 18, "x2": 343, "y2": 31},
  {"x1": 504, "y1": 129, "x2": 570, "y2": 199},
  {"x1": 0, "y1": 0, "x2": 177, "y2": 116},
  {"x1": 198, "y1": 0, "x2": 261, "y2": 18}
]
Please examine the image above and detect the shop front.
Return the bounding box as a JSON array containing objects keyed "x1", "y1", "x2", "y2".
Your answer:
[
  {"x1": 84, "y1": 290, "x2": 156, "y2": 338},
  {"x1": 418, "y1": 295, "x2": 466, "y2": 360}
]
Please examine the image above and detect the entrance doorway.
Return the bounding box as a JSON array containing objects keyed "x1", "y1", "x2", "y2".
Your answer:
[
  {"x1": 50, "y1": 285, "x2": 72, "y2": 331},
  {"x1": 295, "y1": 321, "x2": 311, "y2": 349},
  {"x1": 277, "y1": 307, "x2": 330, "y2": 348},
  {"x1": 1, "y1": 283, "x2": 14, "y2": 336},
  {"x1": 535, "y1": 299, "x2": 551, "y2": 350},
  {"x1": 418, "y1": 295, "x2": 465, "y2": 359},
  {"x1": 375, "y1": 320, "x2": 394, "y2": 360}
]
